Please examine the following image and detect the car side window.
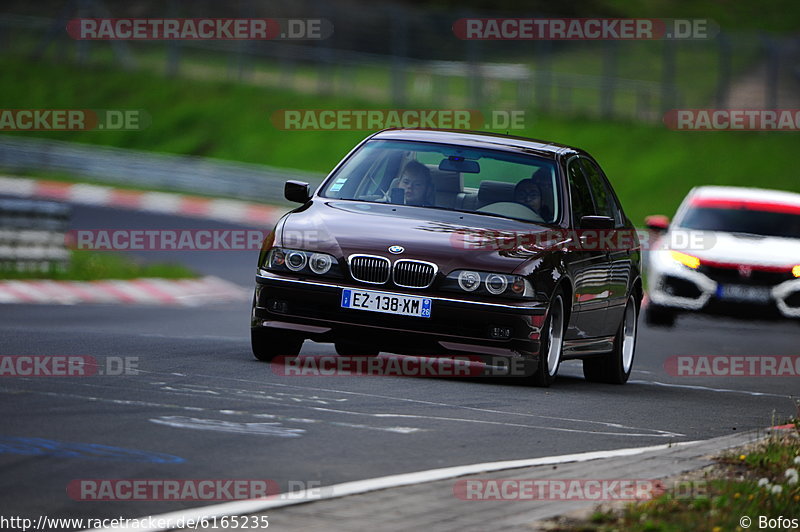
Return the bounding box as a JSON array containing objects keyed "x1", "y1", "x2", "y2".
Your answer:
[
  {"x1": 567, "y1": 159, "x2": 595, "y2": 226},
  {"x1": 580, "y1": 158, "x2": 622, "y2": 226}
]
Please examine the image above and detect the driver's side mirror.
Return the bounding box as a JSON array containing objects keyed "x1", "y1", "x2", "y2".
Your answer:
[
  {"x1": 285, "y1": 181, "x2": 311, "y2": 204},
  {"x1": 644, "y1": 215, "x2": 670, "y2": 232}
]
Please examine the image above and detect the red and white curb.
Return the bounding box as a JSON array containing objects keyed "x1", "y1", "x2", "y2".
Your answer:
[
  {"x1": 0, "y1": 276, "x2": 249, "y2": 306},
  {"x1": 0, "y1": 175, "x2": 284, "y2": 226}
]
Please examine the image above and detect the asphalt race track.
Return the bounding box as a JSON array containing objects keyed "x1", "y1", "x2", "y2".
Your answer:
[{"x1": 1, "y1": 204, "x2": 798, "y2": 528}]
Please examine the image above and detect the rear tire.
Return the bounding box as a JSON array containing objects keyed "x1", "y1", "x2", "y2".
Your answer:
[
  {"x1": 251, "y1": 328, "x2": 303, "y2": 362},
  {"x1": 531, "y1": 291, "x2": 565, "y2": 387},
  {"x1": 583, "y1": 296, "x2": 638, "y2": 384}
]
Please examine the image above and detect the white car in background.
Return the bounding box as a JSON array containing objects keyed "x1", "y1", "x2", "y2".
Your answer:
[{"x1": 645, "y1": 186, "x2": 800, "y2": 326}]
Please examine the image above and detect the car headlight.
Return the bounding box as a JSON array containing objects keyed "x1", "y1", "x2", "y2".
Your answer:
[
  {"x1": 793, "y1": 265, "x2": 800, "y2": 278},
  {"x1": 670, "y1": 250, "x2": 700, "y2": 269},
  {"x1": 265, "y1": 248, "x2": 341, "y2": 277},
  {"x1": 445, "y1": 270, "x2": 534, "y2": 299},
  {"x1": 309, "y1": 253, "x2": 333, "y2": 275},
  {"x1": 285, "y1": 250, "x2": 308, "y2": 271},
  {"x1": 485, "y1": 274, "x2": 508, "y2": 295},
  {"x1": 457, "y1": 270, "x2": 481, "y2": 291}
]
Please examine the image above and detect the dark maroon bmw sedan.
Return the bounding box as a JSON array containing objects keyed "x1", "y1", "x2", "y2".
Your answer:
[{"x1": 252, "y1": 129, "x2": 642, "y2": 386}]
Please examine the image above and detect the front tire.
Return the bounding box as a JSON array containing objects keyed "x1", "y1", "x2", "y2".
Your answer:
[
  {"x1": 644, "y1": 303, "x2": 676, "y2": 327},
  {"x1": 251, "y1": 328, "x2": 303, "y2": 362},
  {"x1": 531, "y1": 291, "x2": 565, "y2": 387},
  {"x1": 334, "y1": 341, "x2": 380, "y2": 357},
  {"x1": 583, "y1": 295, "x2": 638, "y2": 384}
]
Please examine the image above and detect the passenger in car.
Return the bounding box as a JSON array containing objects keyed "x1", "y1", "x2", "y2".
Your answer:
[{"x1": 397, "y1": 161, "x2": 434, "y2": 206}]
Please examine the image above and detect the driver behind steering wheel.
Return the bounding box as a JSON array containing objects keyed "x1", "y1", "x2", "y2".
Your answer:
[{"x1": 515, "y1": 179, "x2": 543, "y2": 214}]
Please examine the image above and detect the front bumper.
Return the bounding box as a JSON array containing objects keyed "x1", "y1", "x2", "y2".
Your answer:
[
  {"x1": 252, "y1": 271, "x2": 548, "y2": 358},
  {"x1": 647, "y1": 253, "x2": 800, "y2": 319}
]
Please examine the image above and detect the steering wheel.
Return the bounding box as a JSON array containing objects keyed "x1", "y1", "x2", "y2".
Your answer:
[{"x1": 477, "y1": 202, "x2": 545, "y2": 222}]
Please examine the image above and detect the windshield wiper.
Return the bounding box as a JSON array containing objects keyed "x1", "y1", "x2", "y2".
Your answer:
[{"x1": 729, "y1": 231, "x2": 768, "y2": 239}]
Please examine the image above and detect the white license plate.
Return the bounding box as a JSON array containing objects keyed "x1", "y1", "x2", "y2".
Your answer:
[
  {"x1": 716, "y1": 284, "x2": 772, "y2": 303},
  {"x1": 341, "y1": 289, "x2": 432, "y2": 318}
]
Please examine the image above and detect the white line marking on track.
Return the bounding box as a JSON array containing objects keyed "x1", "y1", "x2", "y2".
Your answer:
[
  {"x1": 1, "y1": 375, "x2": 680, "y2": 438},
  {"x1": 150, "y1": 416, "x2": 306, "y2": 438},
  {"x1": 295, "y1": 405, "x2": 684, "y2": 437},
  {"x1": 88, "y1": 440, "x2": 703, "y2": 532},
  {"x1": 157, "y1": 384, "x2": 350, "y2": 405},
  {"x1": 184, "y1": 375, "x2": 686, "y2": 437},
  {"x1": 628, "y1": 380, "x2": 792, "y2": 398},
  {"x1": 0, "y1": 387, "x2": 426, "y2": 435},
  {"x1": 149, "y1": 381, "x2": 683, "y2": 438}
]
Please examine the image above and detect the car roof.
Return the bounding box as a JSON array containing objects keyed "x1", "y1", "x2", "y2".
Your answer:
[
  {"x1": 369, "y1": 129, "x2": 582, "y2": 159},
  {"x1": 689, "y1": 186, "x2": 800, "y2": 206}
]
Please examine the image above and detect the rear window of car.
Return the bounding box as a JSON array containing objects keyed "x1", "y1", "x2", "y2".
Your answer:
[{"x1": 320, "y1": 139, "x2": 561, "y2": 224}]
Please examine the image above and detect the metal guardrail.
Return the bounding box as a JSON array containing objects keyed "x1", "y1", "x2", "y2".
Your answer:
[
  {"x1": 0, "y1": 199, "x2": 71, "y2": 273},
  {"x1": 0, "y1": 136, "x2": 326, "y2": 204}
]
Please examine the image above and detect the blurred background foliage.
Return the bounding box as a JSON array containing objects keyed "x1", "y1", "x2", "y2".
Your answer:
[{"x1": 1, "y1": 0, "x2": 799, "y2": 222}]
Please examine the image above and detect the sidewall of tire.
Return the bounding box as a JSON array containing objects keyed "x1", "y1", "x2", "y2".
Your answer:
[
  {"x1": 532, "y1": 291, "x2": 565, "y2": 387},
  {"x1": 583, "y1": 296, "x2": 637, "y2": 384}
]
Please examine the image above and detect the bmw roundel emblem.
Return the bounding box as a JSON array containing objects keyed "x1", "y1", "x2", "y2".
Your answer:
[{"x1": 388, "y1": 245, "x2": 404, "y2": 254}]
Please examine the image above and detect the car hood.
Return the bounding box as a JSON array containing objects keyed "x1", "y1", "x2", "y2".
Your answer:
[
  {"x1": 674, "y1": 229, "x2": 800, "y2": 268},
  {"x1": 278, "y1": 200, "x2": 557, "y2": 274}
]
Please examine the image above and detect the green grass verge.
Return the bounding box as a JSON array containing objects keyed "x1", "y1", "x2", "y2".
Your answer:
[
  {"x1": 2, "y1": 57, "x2": 799, "y2": 225},
  {"x1": 553, "y1": 423, "x2": 800, "y2": 532},
  {"x1": 0, "y1": 249, "x2": 197, "y2": 280}
]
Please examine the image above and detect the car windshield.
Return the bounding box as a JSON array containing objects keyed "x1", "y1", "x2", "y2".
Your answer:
[
  {"x1": 320, "y1": 139, "x2": 561, "y2": 224},
  {"x1": 678, "y1": 204, "x2": 800, "y2": 239}
]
